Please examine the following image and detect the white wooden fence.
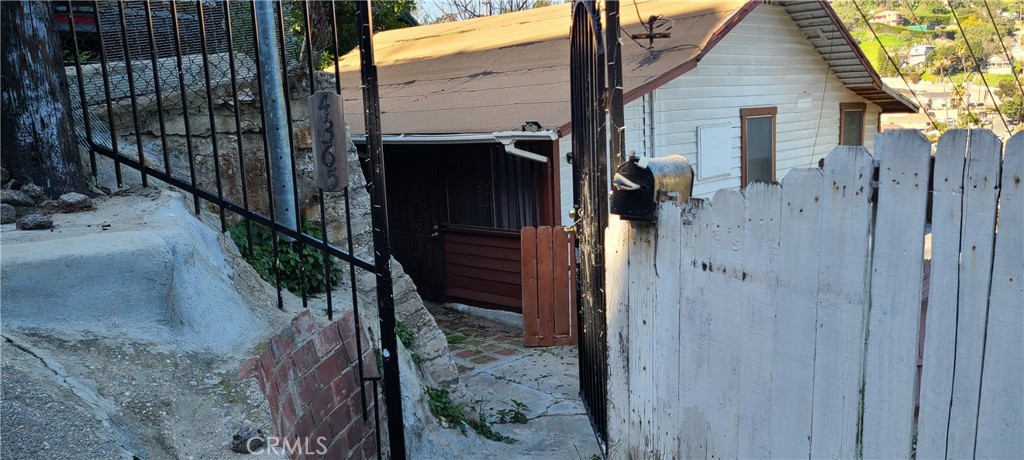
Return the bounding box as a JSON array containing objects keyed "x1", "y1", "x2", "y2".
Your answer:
[{"x1": 605, "y1": 130, "x2": 1022, "y2": 459}]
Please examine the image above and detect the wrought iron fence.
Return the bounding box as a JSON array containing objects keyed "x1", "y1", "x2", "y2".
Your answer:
[
  {"x1": 60, "y1": 1, "x2": 404, "y2": 457},
  {"x1": 570, "y1": 0, "x2": 609, "y2": 448}
]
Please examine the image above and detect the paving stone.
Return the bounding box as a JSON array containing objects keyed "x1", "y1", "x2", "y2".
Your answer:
[{"x1": 469, "y1": 354, "x2": 497, "y2": 365}]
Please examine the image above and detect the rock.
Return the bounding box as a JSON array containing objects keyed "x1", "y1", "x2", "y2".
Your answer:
[
  {"x1": 20, "y1": 183, "x2": 45, "y2": 201},
  {"x1": 56, "y1": 192, "x2": 92, "y2": 212},
  {"x1": 229, "y1": 425, "x2": 265, "y2": 453},
  {"x1": 15, "y1": 214, "x2": 53, "y2": 230},
  {"x1": 1, "y1": 189, "x2": 34, "y2": 207},
  {"x1": 1, "y1": 204, "x2": 14, "y2": 224},
  {"x1": 1, "y1": 167, "x2": 8, "y2": 183},
  {"x1": 15, "y1": 206, "x2": 43, "y2": 218}
]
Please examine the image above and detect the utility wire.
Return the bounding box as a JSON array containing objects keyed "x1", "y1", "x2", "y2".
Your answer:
[
  {"x1": 901, "y1": 0, "x2": 974, "y2": 119},
  {"x1": 982, "y1": 0, "x2": 1024, "y2": 124},
  {"x1": 852, "y1": 0, "x2": 941, "y2": 130},
  {"x1": 947, "y1": 0, "x2": 1011, "y2": 132},
  {"x1": 623, "y1": 25, "x2": 652, "y2": 51},
  {"x1": 809, "y1": 27, "x2": 835, "y2": 166}
]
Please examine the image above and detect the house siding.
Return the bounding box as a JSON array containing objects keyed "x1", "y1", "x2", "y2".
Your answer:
[{"x1": 558, "y1": 4, "x2": 884, "y2": 225}]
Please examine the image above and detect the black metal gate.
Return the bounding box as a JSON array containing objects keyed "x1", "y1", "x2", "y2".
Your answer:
[
  {"x1": 58, "y1": 1, "x2": 404, "y2": 457},
  {"x1": 570, "y1": 0, "x2": 609, "y2": 446}
]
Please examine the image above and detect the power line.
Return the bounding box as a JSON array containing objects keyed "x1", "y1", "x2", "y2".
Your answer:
[
  {"x1": 899, "y1": 0, "x2": 975, "y2": 122},
  {"x1": 809, "y1": 28, "x2": 835, "y2": 166},
  {"x1": 947, "y1": 0, "x2": 1011, "y2": 132},
  {"x1": 982, "y1": 0, "x2": 1024, "y2": 123},
  {"x1": 852, "y1": 0, "x2": 942, "y2": 130}
]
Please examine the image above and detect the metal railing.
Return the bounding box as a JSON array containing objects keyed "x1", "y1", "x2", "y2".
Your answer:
[{"x1": 61, "y1": 1, "x2": 404, "y2": 457}]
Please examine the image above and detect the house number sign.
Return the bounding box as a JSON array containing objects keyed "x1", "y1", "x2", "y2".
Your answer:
[{"x1": 309, "y1": 90, "x2": 349, "y2": 192}]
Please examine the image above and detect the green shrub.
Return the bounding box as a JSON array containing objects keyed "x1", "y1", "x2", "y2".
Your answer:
[{"x1": 228, "y1": 220, "x2": 340, "y2": 295}]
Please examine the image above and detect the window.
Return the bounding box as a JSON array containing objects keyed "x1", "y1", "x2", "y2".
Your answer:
[
  {"x1": 840, "y1": 102, "x2": 866, "y2": 146},
  {"x1": 740, "y1": 107, "x2": 777, "y2": 186}
]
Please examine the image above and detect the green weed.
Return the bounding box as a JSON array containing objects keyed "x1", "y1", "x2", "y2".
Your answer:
[
  {"x1": 425, "y1": 388, "x2": 518, "y2": 444},
  {"x1": 228, "y1": 220, "x2": 340, "y2": 295}
]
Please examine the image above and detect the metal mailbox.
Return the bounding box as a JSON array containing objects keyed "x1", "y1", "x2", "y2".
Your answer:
[{"x1": 610, "y1": 154, "x2": 694, "y2": 222}]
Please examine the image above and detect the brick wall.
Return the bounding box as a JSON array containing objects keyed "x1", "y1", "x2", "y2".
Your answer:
[{"x1": 238, "y1": 309, "x2": 383, "y2": 459}]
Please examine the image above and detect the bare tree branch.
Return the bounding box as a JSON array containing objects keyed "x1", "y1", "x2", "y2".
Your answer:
[{"x1": 429, "y1": 0, "x2": 555, "y2": 23}]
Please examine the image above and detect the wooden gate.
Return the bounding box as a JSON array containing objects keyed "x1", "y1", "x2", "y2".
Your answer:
[{"x1": 520, "y1": 226, "x2": 577, "y2": 346}]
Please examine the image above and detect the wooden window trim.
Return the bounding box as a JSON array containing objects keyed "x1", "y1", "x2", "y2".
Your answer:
[
  {"x1": 839, "y1": 102, "x2": 867, "y2": 146},
  {"x1": 739, "y1": 107, "x2": 777, "y2": 187}
]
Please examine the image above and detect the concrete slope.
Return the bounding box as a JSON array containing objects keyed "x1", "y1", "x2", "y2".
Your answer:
[{"x1": 1, "y1": 190, "x2": 286, "y2": 352}]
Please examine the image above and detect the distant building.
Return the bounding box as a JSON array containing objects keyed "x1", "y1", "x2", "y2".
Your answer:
[
  {"x1": 908, "y1": 45, "x2": 935, "y2": 66},
  {"x1": 881, "y1": 112, "x2": 935, "y2": 130},
  {"x1": 983, "y1": 55, "x2": 1015, "y2": 75},
  {"x1": 870, "y1": 10, "x2": 905, "y2": 26}
]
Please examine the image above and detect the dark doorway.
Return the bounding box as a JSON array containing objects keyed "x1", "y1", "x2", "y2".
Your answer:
[
  {"x1": 384, "y1": 149, "x2": 448, "y2": 300},
  {"x1": 378, "y1": 142, "x2": 555, "y2": 307}
]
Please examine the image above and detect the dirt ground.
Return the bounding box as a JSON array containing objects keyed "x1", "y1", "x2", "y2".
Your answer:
[{"x1": 1, "y1": 331, "x2": 277, "y2": 460}]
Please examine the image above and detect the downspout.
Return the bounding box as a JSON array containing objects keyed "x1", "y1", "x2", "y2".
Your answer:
[{"x1": 499, "y1": 139, "x2": 548, "y2": 163}]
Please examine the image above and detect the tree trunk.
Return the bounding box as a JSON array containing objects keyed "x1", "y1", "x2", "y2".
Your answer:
[{"x1": 1, "y1": 0, "x2": 87, "y2": 196}]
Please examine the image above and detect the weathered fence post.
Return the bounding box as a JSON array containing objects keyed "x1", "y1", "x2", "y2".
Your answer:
[
  {"x1": 918, "y1": 130, "x2": 1002, "y2": 459},
  {"x1": 705, "y1": 189, "x2": 745, "y2": 460},
  {"x1": 0, "y1": 0, "x2": 88, "y2": 196},
  {"x1": 861, "y1": 130, "x2": 931, "y2": 458},
  {"x1": 975, "y1": 132, "x2": 1023, "y2": 458},
  {"x1": 810, "y1": 146, "x2": 874, "y2": 459},
  {"x1": 605, "y1": 215, "x2": 631, "y2": 459},
  {"x1": 770, "y1": 168, "x2": 824, "y2": 458},
  {"x1": 738, "y1": 182, "x2": 782, "y2": 459}
]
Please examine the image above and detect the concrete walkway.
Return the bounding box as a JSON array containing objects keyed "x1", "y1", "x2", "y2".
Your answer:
[{"x1": 427, "y1": 303, "x2": 602, "y2": 459}]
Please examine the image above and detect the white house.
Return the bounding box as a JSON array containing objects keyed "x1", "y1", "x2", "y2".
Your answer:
[
  {"x1": 984, "y1": 55, "x2": 1015, "y2": 75},
  {"x1": 908, "y1": 44, "x2": 935, "y2": 66},
  {"x1": 335, "y1": 0, "x2": 916, "y2": 310}
]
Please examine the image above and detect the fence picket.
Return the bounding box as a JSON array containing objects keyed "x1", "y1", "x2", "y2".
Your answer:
[
  {"x1": 810, "y1": 146, "x2": 874, "y2": 459},
  {"x1": 737, "y1": 182, "x2": 782, "y2": 459},
  {"x1": 652, "y1": 204, "x2": 683, "y2": 457},
  {"x1": 917, "y1": 130, "x2": 969, "y2": 458},
  {"x1": 861, "y1": 131, "x2": 931, "y2": 458},
  {"x1": 946, "y1": 131, "x2": 1002, "y2": 459},
  {"x1": 552, "y1": 228, "x2": 572, "y2": 343},
  {"x1": 605, "y1": 216, "x2": 631, "y2": 458},
  {"x1": 602, "y1": 131, "x2": 1019, "y2": 459},
  {"x1": 975, "y1": 133, "x2": 1024, "y2": 459},
  {"x1": 679, "y1": 200, "x2": 713, "y2": 459},
  {"x1": 537, "y1": 227, "x2": 556, "y2": 344},
  {"x1": 520, "y1": 227, "x2": 540, "y2": 347},
  {"x1": 627, "y1": 220, "x2": 658, "y2": 458},
  {"x1": 770, "y1": 168, "x2": 824, "y2": 459},
  {"x1": 705, "y1": 189, "x2": 746, "y2": 459}
]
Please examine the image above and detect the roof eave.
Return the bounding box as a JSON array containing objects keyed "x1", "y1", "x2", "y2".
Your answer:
[{"x1": 811, "y1": 0, "x2": 919, "y2": 113}]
